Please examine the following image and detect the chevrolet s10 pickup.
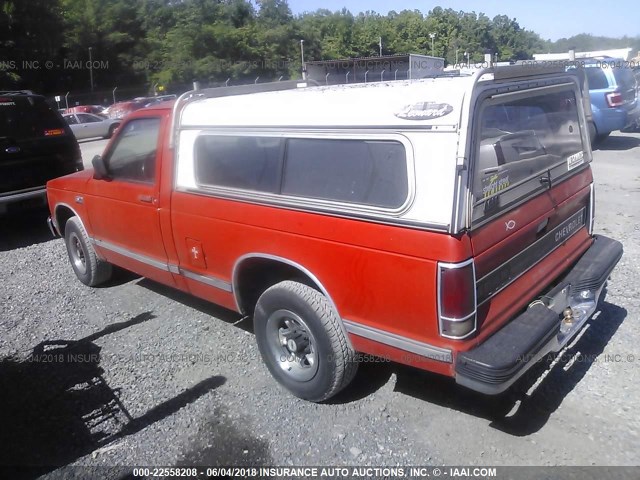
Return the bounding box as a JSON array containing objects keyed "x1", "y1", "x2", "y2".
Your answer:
[{"x1": 47, "y1": 64, "x2": 623, "y2": 401}]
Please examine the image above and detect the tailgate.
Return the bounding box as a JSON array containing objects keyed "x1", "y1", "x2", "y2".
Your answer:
[{"x1": 472, "y1": 171, "x2": 592, "y2": 305}]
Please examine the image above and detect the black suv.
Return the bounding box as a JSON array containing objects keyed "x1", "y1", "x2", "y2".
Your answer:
[{"x1": 0, "y1": 91, "x2": 83, "y2": 215}]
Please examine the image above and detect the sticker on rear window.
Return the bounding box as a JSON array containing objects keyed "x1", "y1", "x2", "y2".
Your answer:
[
  {"x1": 395, "y1": 102, "x2": 453, "y2": 120},
  {"x1": 481, "y1": 171, "x2": 510, "y2": 199},
  {"x1": 44, "y1": 128, "x2": 65, "y2": 136},
  {"x1": 567, "y1": 151, "x2": 584, "y2": 170}
]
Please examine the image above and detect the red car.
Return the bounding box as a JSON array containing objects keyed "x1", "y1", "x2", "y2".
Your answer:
[
  {"x1": 104, "y1": 99, "x2": 145, "y2": 119},
  {"x1": 47, "y1": 70, "x2": 622, "y2": 402},
  {"x1": 64, "y1": 105, "x2": 107, "y2": 116}
]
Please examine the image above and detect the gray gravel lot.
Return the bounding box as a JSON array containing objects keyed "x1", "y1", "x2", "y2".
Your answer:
[{"x1": 0, "y1": 133, "x2": 639, "y2": 477}]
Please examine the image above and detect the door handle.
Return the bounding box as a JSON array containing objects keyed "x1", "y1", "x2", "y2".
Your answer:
[
  {"x1": 536, "y1": 217, "x2": 550, "y2": 234},
  {"x1": 138, "y1": 194, "x2": 154, "y2": 204}
]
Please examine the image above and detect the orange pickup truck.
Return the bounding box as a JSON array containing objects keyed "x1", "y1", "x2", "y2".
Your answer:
[{"x1": 47, "y1": 66, "x2": 623, "y2": 402}]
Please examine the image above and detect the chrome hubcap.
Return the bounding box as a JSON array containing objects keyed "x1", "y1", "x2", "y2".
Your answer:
[
  {"x1": 69, "y1": 232, "x2": 87, "y2": 275},
  {"x1": 266, "y1": 309, "x2": 318, "y2": 382}
]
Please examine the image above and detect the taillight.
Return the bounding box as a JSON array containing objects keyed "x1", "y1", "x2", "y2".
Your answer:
[
  {"x1": 606, "y1": 91, "x2": 624, "y2": 108},
  {"x1": 437, "y1": 259, "x2": 477, "y2": 339}
]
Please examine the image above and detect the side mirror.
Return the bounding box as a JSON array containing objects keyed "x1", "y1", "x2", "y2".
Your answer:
[{"x1": 92, "y1": 155, "x2": 110, "y2": 180}]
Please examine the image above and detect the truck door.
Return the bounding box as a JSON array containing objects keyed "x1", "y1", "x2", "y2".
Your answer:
[{"x1": 84, "y1": 115, "x2": 175, "y2": 286}]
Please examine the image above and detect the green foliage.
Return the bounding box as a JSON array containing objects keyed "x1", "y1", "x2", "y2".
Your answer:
[
  {"x1": 0, "y1": 0, "x2": 65, "y2": 88},
  {"x1": 1, "y1": 0, "x2": 638, "y2": 96},
  {"x1": 542, "y1": 34, "x2": 640, "y2": 57}
]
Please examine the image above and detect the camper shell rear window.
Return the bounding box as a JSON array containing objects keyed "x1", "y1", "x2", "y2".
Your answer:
[{"x1": 471, "y1": 85, "x2": 588, "y2": 226}]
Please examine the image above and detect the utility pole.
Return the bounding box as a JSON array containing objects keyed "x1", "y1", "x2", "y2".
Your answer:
[
  {"x1": 88, "y1": 47, "x2": 94, "y2": 93},
  {"x1": 300, "y1": 39, "x2": 306, "y2": 80},
  {"x1": 379, "y1": 37, "x2": 383, "y2": 56},
  {"x1": 429, "y1": 33, "x2": 436, "y2": 57}
]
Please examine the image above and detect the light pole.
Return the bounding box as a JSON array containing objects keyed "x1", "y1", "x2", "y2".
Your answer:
[
  {"x1": 464, "y1": 51, "x2": 469, "y2": 66},
  {"x1": 429, "y1": 33, "x2": 436, "y2": 57},
  {"x1": 455, "y1": 48, "x2": 459, "y2": 65},
  {"x1": 300, "y1": 39, "x2": 306, "y2": 80},
  {"x1": 88, "y1": 47, "x2": 94, "y2": 93}
]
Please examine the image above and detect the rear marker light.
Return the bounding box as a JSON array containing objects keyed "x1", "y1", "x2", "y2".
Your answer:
[
  {"x1": 437, "y1": 259, "x2": 477, "y2": 340},
  {"x1": 605, "y1": 91, "x2": 623, "y2": 108}
]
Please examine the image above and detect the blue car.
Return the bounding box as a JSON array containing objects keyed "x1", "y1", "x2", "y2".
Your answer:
[{"x1": 581, "y1": 59, "x2": 640, "y2": 145}]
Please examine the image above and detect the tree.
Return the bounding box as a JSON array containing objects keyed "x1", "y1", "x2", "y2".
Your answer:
[
  {"x1": 2, "y1": 0, "x2": 636, "y2": 96},
  {"x1": 60, "y1": 0, "x2": 147, "y2": 92},
  {"x1": 0, "y1": 0, "x2": 65, "y2": 90}
]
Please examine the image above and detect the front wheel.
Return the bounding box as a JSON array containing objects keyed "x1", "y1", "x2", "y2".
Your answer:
[
  {"x1": 254, "y1": 281, "x2": 358, "y2": 402},
  {"x1": 64, "y1": 217, "x2": 112, "y2": 286},
  {"x1": 105, "y1": 123, "x2": 119, "y2": 139}
]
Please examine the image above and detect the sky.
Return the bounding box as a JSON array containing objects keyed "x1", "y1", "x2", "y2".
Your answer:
[{"x1": 289, "y1": 0, "x2": 640, "y2": 41}]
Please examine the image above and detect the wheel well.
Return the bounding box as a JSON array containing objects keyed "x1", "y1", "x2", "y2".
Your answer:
[
  {"x1": 234, "y1": 258, "x2": 323, "y2": 315},
  {"x1": 54, "y1": 205, "x2": 76, "y2": 234}
]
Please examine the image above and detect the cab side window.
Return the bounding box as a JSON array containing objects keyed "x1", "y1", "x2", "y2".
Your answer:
[{"x1": 104, "y1": 117, "x2": 160, "y2": 183}]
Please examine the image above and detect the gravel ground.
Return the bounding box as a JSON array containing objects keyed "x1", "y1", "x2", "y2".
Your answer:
[{"x1": 0, "y1": 132, "x2": 639, "y2": 478}]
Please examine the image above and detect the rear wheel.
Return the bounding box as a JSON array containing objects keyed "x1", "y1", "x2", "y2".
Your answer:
[
  {"x1": 64, "y1": 217, "x2": 112, "y2": 286},
  {"x1": 595, "y1": 132, "x2": 610, "y2": 144},
  {"x1": 254, "y1": 280, "x2": 358, "y2": 402}
]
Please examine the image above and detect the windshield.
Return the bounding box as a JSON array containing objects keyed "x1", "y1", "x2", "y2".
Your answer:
[
  {"x1": 0, "y1": 96, "x2": 67, "y2": 140},
  {"x1": 471, "y1": 86, "x2": 587, "y2": 226}
]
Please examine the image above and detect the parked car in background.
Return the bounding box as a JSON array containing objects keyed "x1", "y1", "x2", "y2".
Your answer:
[
  {"x1": 104, "y1": 95, "x2": 179, "y2": 119},
  {"x1": 63, "y1": 113, "x2": 120, "y2": 140},
  {"x1": 143, "y1": 94, "x2": 177, "y2": 108},
  {"x1": 632, "y1": 65, "x2": 640, "y2": 131},
  {"x1": 0, "y1": 90, "x2": 82, "y2": 215},
  {"x1": 65, "y1": 105, "x2": 107, "y2": 117},
  {"x1": 104, "y1": 99, "x2": 146, "y2": 119},
  {"x1": 574, "y1": 59, "x2": 640, "y2": 144}
]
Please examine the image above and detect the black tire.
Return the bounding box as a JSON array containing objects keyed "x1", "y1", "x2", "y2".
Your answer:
[
  {"x1": 595, "y1": 132, "x2": 610, "y2": 144},
  {"x1": 64, "y1": 217, "x2": 112, "y2": 286},
  {"x1": 105, "y1": 123, "x2": 119, "y2": 139},
  {"x1": 254, "y1": 280, "x2": 358, "y2": 402}
]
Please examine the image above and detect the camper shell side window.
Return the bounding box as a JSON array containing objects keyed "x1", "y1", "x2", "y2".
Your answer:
[{"x1": 193, "y1": 134, "x2": 409, "y2": 210}]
